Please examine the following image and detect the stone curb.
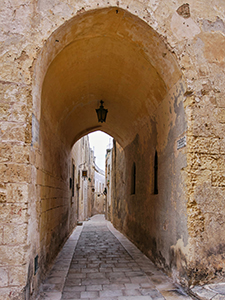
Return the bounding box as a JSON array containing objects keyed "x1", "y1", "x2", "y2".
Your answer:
[
  {"x1": 37, "y1": 225, "x2": 83, "y2": 300},
  {"x1": 190, "y1": 283, "x2": 225, "y2": 300}
]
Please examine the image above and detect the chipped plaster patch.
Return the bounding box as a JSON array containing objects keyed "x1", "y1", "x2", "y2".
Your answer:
[
  {"x1": 171, "y1": 12, "x2": 200, "y2": 41},
  {"x1": 203, "y1": 17, "x2": 225, "y2": 35}
]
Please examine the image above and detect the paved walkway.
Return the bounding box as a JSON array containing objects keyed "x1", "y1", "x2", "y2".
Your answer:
[{"x1": 38, "y1": 215, "x2": 225, "y2": 300}]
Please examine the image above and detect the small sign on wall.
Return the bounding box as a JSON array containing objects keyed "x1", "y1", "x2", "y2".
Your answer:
[
  {"x1": 177, "y1": 136, "x2": 186, "y2": 150},
  {"x1": 32, "y1": 114, "x2": 39, "y2": 146}
]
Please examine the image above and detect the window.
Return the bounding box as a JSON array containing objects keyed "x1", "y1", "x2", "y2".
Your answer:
[
  {"x1": 77, "y1": 170, "x2": 80, "y2": 188},
  {"x1": 34, "y1": 255, "x2": 39, "y2": 275},
  {"x1": 131, "y1": 162, "x2": 136, "y2": 195},
  {"x1": 72, "y1": 164, "x2": 75, "y2": 197},
  {"x1": 154, "y1": 151, "x2": 158, "y2": 194}
]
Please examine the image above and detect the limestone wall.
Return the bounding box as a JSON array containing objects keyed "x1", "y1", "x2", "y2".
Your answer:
[
  {"x1": 92, "y1": 168, "x2": 105, "y2": 215},
  {"x1": 111, "y1": 79, "x2": 188, "y2": 283},
  {"x1": 34, "y1": 102, "x2": 75, "y2": 295},
  {"x1": 105, "y1": 149, "x2": 113, "y2": 221},
  {"x1": 0, "y1": 0, "x2": 225, "y2": 298}
]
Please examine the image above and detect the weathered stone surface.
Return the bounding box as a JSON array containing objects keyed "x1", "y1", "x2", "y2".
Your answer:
[
  {"x1": 0, "y1": 267, "x2": 8, "y2": 287},
  {"x1": 190, "y1": 153, "x2": 223, "y2": 170},
  {"x1": 6, "y1": 183, "x2": 29, "y2": 203},
  {"x1": 3, "y1": 224, "x2": 27, "y2": 244},
  {"x1": 212, "y1": 295, "x2": 225, "y2": 300},
  {"x1": 0, "y1": 287, "x2": 23, "y2": 300},
  {"x1": 0, "y1": 190, "x2": 7, "y2": 204},
  {"x1": 0, "y1": 245, "x2": 26, "y2": 265},
  {"x1": 189, "y1": 137, "x2": 220, "y2": 154},
  {"x1": 191, "y1": 286, "x2": 217, "y2": 299},
  {"x1": 212, "y1": 171, "x2": 225, "y2": 187},
  {"x1": 0, "y1": 83, "x2": 32, "y2": 112},
  {"x1": 171, "y1": 12, "x2": 200, "y2": 41},
  {"x1": 217, "y1": 108, "x2": 225, "y2": 123},
  {"x1": 0, "y1": 203, "x2": 28, "y2": 223},
  {"x1": 202, "y1": 32, "x2": 225, "y2": 65},
  {"x1": 12, "y1": 145, "x2": 30, "y2": 164},
  {"x1": 0, "y1": 103, "x2": 11, "y2": 122},
  {"x1": 0, "y1": 226, "x2": 3, "y2": 244},
  {"x1": 8, "y1": 266, "x2": 27, "y2": 286},
  {"x1": 203, "y1": 17, "x2": 225, "y2": 35},
  {"x1": 0, "y1": 123, "x2": 26, "y2": 143},
  {"x1": 0, "y1": 164, "x2": 31, "y2": 183},
  {"x1": 0, "y1": 143, "x2": 12, "y2": 163}
]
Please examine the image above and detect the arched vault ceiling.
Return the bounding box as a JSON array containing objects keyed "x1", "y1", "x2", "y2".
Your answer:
[{"x1": 41, "y1": 7, "x2": 182, "y2": 148}]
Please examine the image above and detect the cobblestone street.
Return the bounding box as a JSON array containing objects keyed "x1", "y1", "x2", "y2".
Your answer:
[{"x1": 39, "y1": 215, "x2": 194, "y2": 300}]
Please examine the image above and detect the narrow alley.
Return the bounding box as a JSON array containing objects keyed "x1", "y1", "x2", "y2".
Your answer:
[{"x1": 39, "y1": 215, "x2": 194, "y2": 300}]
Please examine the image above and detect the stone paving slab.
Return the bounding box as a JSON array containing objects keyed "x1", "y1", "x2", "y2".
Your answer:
[
  {"x1": 38, "y1": 215, "x2": 225, "y2": 300},
  {"x1": 190, "y1": 283, "x2": 225, "y2": 300},
  {"x1": 38, "y1": 226, "x2": 83, "y2": 300}
]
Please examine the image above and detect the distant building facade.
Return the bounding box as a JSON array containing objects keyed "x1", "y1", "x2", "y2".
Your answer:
[
  {"x1": 71, "y1": 135, "x2": 104, "y2": 222},
  {"x1": 105, "y1": 148, "x2": 112, "y2": 221},
  {"x1": 71, "y1": 135, "x2": 93, "y2": 222},
  {"x1": 92, "y1": 161, "x2": 105, "y2": 215}
]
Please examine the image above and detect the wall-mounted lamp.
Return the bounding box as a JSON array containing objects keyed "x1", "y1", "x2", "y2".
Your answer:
[
  {"x1": 82, "y1": 170, "x2": 87, "y2": 177},
  {"x1": 96, "y1": 100, "x2": 108, "y2": 123}
]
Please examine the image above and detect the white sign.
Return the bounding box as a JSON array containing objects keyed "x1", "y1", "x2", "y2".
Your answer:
[
  {"x1": 177, "y1": 136, "x2": 186, "y2": 150},
  {"x1": 32, "y1": 114, "x2": 39, "y2": 146}
]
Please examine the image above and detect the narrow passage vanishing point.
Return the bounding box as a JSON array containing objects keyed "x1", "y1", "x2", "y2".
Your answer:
[{"x1": 39, "y1": 215, "x2": 193, "y2": 300}]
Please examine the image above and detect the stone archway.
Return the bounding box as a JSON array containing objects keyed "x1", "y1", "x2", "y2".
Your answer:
[
  {"x1": 33, "y1": 6, "x2": 188, "y2": 292},
  {"x1": 36, "y1": 7, "x2": 182, "y2": 147}
]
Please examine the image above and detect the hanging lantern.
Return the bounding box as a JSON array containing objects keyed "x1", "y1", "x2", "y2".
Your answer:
[{"x1": 96, "y1": 100, "x2": 108, "y2": 123}]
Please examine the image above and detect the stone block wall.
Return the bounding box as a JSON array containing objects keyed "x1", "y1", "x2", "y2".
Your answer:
[
  {"x1": 110, "y1": 79, "x2": 189, "y2": 284},
  {"x1": 0, "y1": 0, "x2": 225, "y2": 298}
]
